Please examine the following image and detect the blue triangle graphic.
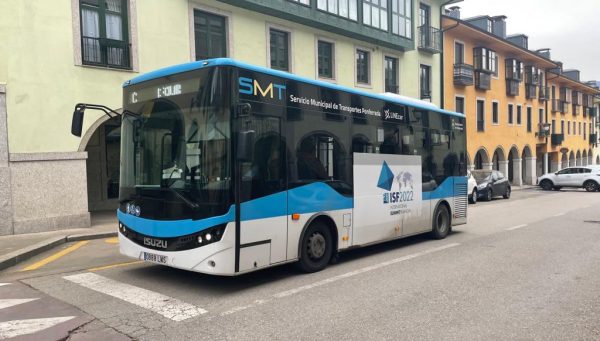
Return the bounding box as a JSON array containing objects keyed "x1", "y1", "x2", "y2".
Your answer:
[{"x1": 377, "y1": 161, "x2": 394, "y2": 191}]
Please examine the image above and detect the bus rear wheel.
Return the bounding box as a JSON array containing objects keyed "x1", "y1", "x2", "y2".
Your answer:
[
  {"x1": 297, "y1": 221, "x2": 333, "y2": 273},
  {"x1": 431, "y1": 204, "x2": 450, "y2": 240}
]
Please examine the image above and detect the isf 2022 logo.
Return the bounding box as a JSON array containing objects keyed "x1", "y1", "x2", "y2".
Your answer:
[{"x1": 378, "y1": 161, "x2": 414, "y2": 204}]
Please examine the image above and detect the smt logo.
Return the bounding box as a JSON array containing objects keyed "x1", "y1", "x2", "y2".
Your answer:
[{"x1": 238, "y1": 77, "x2": 286, "y2": 100}]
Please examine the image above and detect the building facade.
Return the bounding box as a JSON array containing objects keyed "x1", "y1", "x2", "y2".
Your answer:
[
  {"x1": 0, "y1": 0, "x2": 452, "y2": 235},
  {"x1": 442, "y1": 9, "x2": 599, "y2": 186}
]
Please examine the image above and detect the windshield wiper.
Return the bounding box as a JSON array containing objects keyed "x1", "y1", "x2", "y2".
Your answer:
[{"x1": 165, "y1": 187, "x2": 199, "y2": 210}]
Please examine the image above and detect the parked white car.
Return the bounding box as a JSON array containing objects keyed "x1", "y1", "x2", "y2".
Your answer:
[
  {"x1": 467, "y1": 170, "x2": 478, "y2": 204},
  {"x1": 537, "y1": 166, "x2": 600, "y2": 192}
]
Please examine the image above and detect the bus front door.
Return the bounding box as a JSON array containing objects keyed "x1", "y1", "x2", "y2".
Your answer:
[{"x1": 237, "y1": 114, "x2": 288, "y2": 273}]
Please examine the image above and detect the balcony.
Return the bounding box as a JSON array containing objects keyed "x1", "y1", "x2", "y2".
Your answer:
[
  {"x1": 525, "y1": 84, "x2": 537, "y2": 99},
  {"x1": 454, "y1": 64, "x2": 474, "y2": 86},
  {"x1": 418, "y1": 26, "x2": 441, "y2": 54},
  {"x1": 551, "y1": 133, "x2": 564, "y2": 145},
  {"x1": 590, "y1": 133, "x2": 598, "y2": 145},
  {"x1": 475, "y1": 72, "x2": 491, "y2": 90},
  {"x1": 539, "y1": 86, "x2": 549, "y2": 101},
  {"x1": 506, "y1": 79, "x2": 520, "y2": 96},
  {"x1": 552, "y1": 99, "x2": 567, "y2": 113},
  {"x1": 537, "y1": 123, "x2": 551, "y2": 138}
]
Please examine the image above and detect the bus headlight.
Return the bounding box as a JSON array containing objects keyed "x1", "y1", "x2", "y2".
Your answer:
[{"x1": 196, "y1": 225, "x2": 225, "y2": 247}]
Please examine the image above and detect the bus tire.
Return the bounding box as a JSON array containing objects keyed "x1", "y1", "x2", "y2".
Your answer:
[
  {"x1": 431, "y1": 204, "x2": 451, "y2": 240},
  {"x1": 297, "y1": 221, "x2": 333, "y2": 273}
]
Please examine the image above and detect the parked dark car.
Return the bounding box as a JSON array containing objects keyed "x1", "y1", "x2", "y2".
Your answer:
[{"x1": 471, "y1": 170, "x2": 511, "y2": 201}]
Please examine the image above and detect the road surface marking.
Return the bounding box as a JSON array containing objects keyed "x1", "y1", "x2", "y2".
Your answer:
[
  {"x1": 0, "y1": 298, "x2": 38, "y2": 310},
  {"x1": 88, "y1": 260, "x2": 144, "y2": 272},
  {"x1": 105, "y1": 237, "x2": 119, "y2": 244},
  {"x1": 553, "y1": 213, "x2": 565, "y2": 217},
  {"x1": 0, "y1": 316, "x2": 76, "y2": 339},
  {"x1": 274, "y1": 243, "x2": 460, "y2": 298},
  {"x1": 505, "y1": 224, "x2": 528, "y2": 231},
  {"x1": 0, "y1": 283, "x2": 10, "y2": 287},
  {"x1": 21, "y1": 241, "x2": 89, "y2": 272},
  {"x1": 63, "y1": 272, "x2": 207, "y2": 321},
  {"x1": 220, "y1": 243, "x2": 460, "y2": 316}
]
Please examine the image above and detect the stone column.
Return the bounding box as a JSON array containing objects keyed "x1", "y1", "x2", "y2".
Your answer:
[
  {"x1": 512, "y1": 158, "x2": 523, "y2": 186},
  {"x1": 468, "y1": 164, "x2": 475, "y2": 171},
  {"x1": 543, "y1": 153, "x2": 549, "y2": 174},
  {"x1": 524, "y1": 157, "x2": 537, "y2": 185},
  {"x1": 499, "y1": 160, "x2": 509, "y2": 178},
  {"x1": 482, "y1": 162, "x2": 494, "y2": 171},
  {"x1": 0, "y1": 84, "x2": 13, "y2": 236}
]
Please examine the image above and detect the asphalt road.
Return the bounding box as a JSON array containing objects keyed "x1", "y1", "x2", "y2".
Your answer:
[{"x1": 2, "y1": 187, "x2": 600, "y2": 340}]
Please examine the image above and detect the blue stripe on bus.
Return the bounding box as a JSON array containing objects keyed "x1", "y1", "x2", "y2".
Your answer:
[
  {"x1": 423, "y1": 175, "x2": 467, "y2": 200},
  {"x1": 118, "y1": 181, "x2": 353, "y2": 238},
  {"x1": 123, "y1": 58, "x2": 465, "y2": 118},
  {"x1": 119, "y1": 177, "x2": 464, "y2": 238}
]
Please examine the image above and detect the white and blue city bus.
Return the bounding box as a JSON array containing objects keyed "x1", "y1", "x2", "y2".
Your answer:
[{"x1": 71, "y1": 58, "x2": 467, "y2": 275}]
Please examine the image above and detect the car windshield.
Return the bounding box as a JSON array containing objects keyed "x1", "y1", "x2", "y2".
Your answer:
[
  {"x1": 120, "y1": 67, "x2": 232, "y2": 216},
  {"x1": 471, "y1": 171, "x2": 492, "y2": 182}
]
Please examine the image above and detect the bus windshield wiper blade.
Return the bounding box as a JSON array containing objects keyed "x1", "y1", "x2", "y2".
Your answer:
[{"x1": 165, "y1": 187, "x2": 199, "y2": 210}]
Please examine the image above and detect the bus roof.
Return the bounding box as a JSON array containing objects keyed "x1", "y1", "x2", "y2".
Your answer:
[{"x1": 124, "y1": 58, "x2": 465, "y2": 118}]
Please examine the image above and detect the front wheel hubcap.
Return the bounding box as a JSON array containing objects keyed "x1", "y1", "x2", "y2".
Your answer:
[{"x1": 307, "y1": 233, "x2": 326, "y2": 259}]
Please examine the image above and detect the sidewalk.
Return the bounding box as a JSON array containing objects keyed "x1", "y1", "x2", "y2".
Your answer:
[
  {"x1": 511, "y1": 184, "x2": 538, "y2": 191},
  {"x1": 0, "y1": 211, "x2": 117, "y2": 271}
]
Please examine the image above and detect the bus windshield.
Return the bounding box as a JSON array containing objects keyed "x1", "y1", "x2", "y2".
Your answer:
[{"x1": 120, "y1": 68, "x2": 231, "y2": 218}]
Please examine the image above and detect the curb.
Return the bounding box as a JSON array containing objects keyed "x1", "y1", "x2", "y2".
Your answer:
[{"x1": 0, "y1": 231, "x2": 117, "y2": 271}]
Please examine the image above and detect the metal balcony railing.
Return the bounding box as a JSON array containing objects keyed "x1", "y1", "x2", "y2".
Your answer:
[
  {"x1": 82, "y1": 36, "x2": 130, "y2": 69},
  {"x1": 454, "y1": 64, "x2": 474, "y2": 86},
  {"x1": 418, "y1": 26, "x2": 442, "y2": 54},
  {"x1": 385, "y1": 85, "x2": 399, "y2": 94},
  {"x1": 537, "y1": 123, "x2": 551, "y2": 138},
  {"x1": 551, "y1": 133, "x2": 564, "y2": 145}
]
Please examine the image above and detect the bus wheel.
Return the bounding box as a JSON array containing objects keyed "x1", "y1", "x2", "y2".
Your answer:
[
  {"x1": 297, "y1": 221, "x2": 333, "y2": 273},
  {"x1": 431, "y1": 204, "x2": 450, "y2": 240}
]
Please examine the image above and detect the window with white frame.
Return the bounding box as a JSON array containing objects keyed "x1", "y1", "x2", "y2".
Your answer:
[
  {"x1": 356, "y1": 49, "x2": 370, "y2": 84},
  {"x1": 317, "y1": 0, "x2": 358, "y2": 21},
  {"x1": 391, "y1": 0, "x2": 412, "y2": 38},
  {"x1": 363, "y1": 0, "x2": 388, "y2": 30},
  {"x1": 80, "y1": 0, "x2": 130, "y2": 69}
]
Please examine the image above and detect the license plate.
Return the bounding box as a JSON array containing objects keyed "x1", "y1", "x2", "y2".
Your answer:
[{"x1": 143, "y1": 252, "x2": 168, "y2": 264}]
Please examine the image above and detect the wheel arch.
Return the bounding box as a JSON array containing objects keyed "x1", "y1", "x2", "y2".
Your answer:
[
  {"x1": 433, "y1": 199, "x2": 452, "y2": 225},
  {"x1": 297, "y1": 213, "x2": 339, "y2": 259}
]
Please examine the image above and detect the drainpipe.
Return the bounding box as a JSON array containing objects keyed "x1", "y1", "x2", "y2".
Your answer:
[{"x1": 438, "y1": 1, "x2": 461, "y2": 110}]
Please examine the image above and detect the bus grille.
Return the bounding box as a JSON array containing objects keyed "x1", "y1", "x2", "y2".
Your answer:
[{"x1": 454, "y1": 183, "x2": 468, "y2": 219}]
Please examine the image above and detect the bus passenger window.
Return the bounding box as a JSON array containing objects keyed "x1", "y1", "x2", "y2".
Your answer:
[{"x1": 297, "y1": 138, "x2": 328, "y2": 180}]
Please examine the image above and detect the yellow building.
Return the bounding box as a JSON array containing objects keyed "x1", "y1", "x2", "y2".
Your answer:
[
  {"x1": 441, "y1": 8, "x2": 600, "y2": 186},
  {"x1": 0, "y1": 0, "x2": 453, "y2": 235}
]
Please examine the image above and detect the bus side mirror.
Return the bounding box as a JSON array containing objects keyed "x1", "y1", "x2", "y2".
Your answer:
[
  {"x1": 71, "y1": 104, "x2": 85, "y2": 137},
  {"x1": 237, "y1": 130, "x2": 255, "y2": 162}
]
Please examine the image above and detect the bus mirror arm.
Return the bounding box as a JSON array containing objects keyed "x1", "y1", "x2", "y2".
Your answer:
[
  {"x1": 71, "y1": 103, "x2": 139, "y2": 137},
  {"x1": 237, "y1": 130, "x2": 256, "y2": 162}
]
